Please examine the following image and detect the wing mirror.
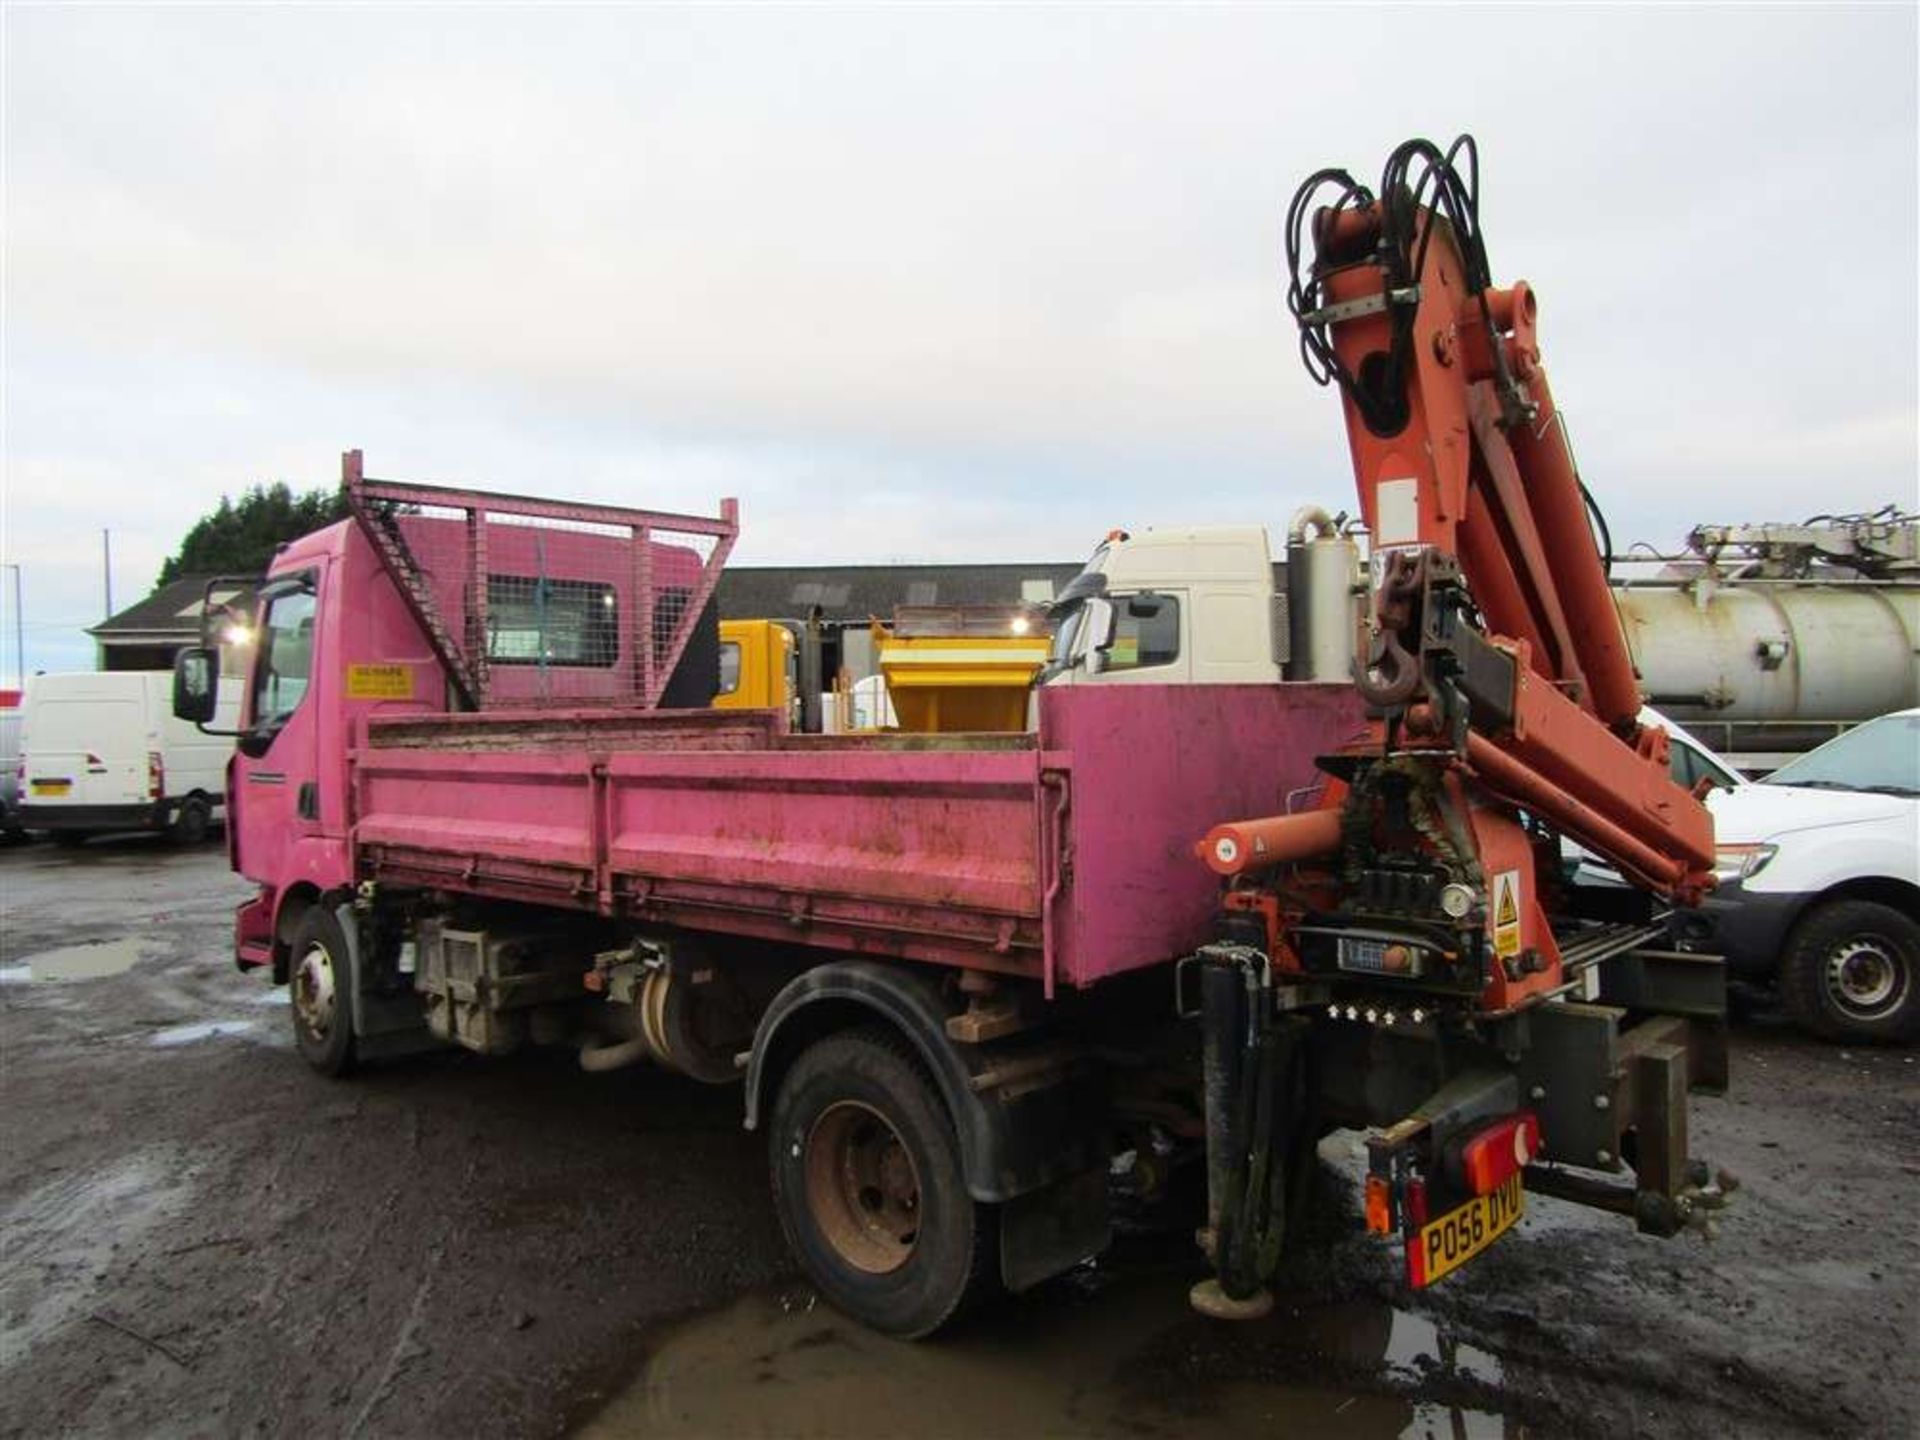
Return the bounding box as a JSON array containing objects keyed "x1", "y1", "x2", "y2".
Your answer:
[
  {"x1": 1082, "y1": 597, "x2": 1117, "y2": 676},
  {"x1": 173, "y1": 646, "x2": 219, "y2": 724}
]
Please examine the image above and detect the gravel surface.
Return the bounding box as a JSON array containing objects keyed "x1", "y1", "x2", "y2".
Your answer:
[{"x1": 2, "y1": 838, "x2": 1914, "y2": 1437}]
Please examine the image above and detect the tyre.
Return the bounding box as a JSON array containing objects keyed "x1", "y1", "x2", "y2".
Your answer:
[
  {"x1": 289, "y1": 906, "x2": 358, "y2": 1076},
  {"x1": 170, "y1": 795, "x2": 212, "y2": 845},
  {"x1": 1780, "y1": 899, "x2": 1919, "y2": 1044},
  {"x1": 768, "y1": 1027, "x2": 997, "y2": 1337}
]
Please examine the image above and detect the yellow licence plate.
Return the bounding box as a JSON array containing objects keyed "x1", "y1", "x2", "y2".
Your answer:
[
  {"x1": 30, "y1": 780, "x2": 72, "y2": 797},
  {"x1": 1412, "y1": 1173, "x2": 1524, "y2": 1286}
]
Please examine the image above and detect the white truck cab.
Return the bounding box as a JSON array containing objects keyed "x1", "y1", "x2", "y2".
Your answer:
[{"x1": 1042, "y1": 515, "x2": 1359, "y2": 688}]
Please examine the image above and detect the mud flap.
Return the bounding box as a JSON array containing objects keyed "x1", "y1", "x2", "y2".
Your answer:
[{"x1": 999, "y1": 1166, "x2": 1110, "y2": 1293}]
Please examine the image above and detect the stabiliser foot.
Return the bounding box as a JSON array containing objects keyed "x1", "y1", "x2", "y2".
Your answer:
[{"x1": 1189, "y1": 1278, "x2": 1274, "y2": 1321}]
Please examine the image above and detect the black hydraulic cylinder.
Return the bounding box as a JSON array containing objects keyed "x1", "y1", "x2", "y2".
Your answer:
[
  {"x1": 1201, "y1": 952, "x2": 1269, "y2": 1299},
  {"x1": 1199, "y1": 954, "x2": 1247, "y2": 1245}
]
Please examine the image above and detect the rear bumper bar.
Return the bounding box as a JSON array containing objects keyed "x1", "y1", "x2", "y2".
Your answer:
[{"x1": 20, "y1": 802, "x2": 170, "y2": 833}]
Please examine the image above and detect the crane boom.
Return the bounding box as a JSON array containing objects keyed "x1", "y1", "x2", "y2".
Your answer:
[
  {"x1": 1190, "y1": 136, "x2": 1731, "y2": 1321},
  {"x1": 1290, "y1": 135, "x2": 1714, "y2": 905}
]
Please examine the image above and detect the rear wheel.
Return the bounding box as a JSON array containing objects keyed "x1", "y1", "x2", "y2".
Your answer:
[
  {"x1": 768, "y1": 1028, "x2": 997, "y2": 1337},
  {"x1": 1780, "y1": 900, "x2": 1918, "y2": 1044},
  {"x1": 170, "y1": 795, "x2": 211, "y2": 845},
  {"x1": 289, "y1": 906, "x2": 358, "y2": 1076}
]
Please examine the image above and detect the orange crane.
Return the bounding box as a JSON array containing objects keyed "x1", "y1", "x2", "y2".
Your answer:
[{"x1": 1190, "y1": 136, "x2": 1726, "y2": 1316}]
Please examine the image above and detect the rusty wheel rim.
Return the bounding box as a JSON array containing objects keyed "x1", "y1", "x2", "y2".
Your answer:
[{"x1": 803, "y1": 1100, "x2": 922, "y2": 1275}]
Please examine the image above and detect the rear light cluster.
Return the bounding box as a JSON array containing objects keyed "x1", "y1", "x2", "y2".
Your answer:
[
  {"x1": 147, "y1": 751, "x2": 164, "y2": 801},
  {"x1": 1457, "y1": 1112, "x2": 1541, "y2": 1196},
  {"x1": 1364, "y1": 1174, "x2": 1393, "y2": 1234},
  {"x1": 1364, "y1": 1168, "x2": 1433, "y2": 1235},
  {"x1": 1364, "y1": 1110, "x2": 1542, "y2": 1238}
]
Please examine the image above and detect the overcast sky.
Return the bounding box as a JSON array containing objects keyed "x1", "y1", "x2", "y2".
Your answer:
[{"x1": 4, "y1": 3, "x2": 1916, "y2": 676}]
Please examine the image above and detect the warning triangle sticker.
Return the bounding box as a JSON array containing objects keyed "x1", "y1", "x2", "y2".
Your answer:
[{"x1": 1495, "y1": 875, "x2": 1519, "y2": 928}]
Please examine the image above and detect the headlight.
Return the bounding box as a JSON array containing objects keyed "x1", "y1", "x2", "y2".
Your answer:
[{"x1": 1713, "y1": 843, "x2": 1778, "y2": 884}]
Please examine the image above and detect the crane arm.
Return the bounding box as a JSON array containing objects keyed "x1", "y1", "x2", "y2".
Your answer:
[
  {"x1": 1185, "y1": 142, "x2": 1733, "y2": 1315},
  {"x1": 1287, "y1": 136, "x2": 1713, "y2": 902}
]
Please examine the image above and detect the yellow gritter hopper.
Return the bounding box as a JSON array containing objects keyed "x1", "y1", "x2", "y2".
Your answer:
[{"x1": 874, "y1": 616, "x2": 1050, "y2": 733}]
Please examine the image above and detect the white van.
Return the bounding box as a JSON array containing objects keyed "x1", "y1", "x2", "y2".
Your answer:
[{"x1": 19, "y1": 672, "x2": 241, "y2": 842}]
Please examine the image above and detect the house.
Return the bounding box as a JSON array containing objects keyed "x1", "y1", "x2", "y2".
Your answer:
[{"x1": 88, "y1": 576, "x2": 261, "y2": 673}]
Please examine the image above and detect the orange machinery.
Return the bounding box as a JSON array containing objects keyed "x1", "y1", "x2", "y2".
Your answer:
[
  {"x1": 1207, "y1": 134, "x2": 1713, "y2": 1007},
  {"x1": 1188, "y1": 136, "x2": 1727, "y2": 1318}
]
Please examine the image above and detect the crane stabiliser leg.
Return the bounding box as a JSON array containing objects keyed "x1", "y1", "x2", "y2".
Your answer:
[{"x1": 1189, "y1": 945, "x2": 1316, "y2": 1320}]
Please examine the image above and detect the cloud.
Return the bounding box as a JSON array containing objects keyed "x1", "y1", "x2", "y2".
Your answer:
[{"x1": 3, "y1": 4, "x2": 1915, "y2": 674}]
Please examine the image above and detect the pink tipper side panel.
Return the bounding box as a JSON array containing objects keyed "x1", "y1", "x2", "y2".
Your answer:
[{"x1": 1038, "y1": 683, "x2": 1367, "y2": 988}]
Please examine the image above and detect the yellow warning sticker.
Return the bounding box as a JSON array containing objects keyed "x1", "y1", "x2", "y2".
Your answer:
[
  {"x1": 346, "y1": 663, "x2": 415, "y2": 700},
  {"x1": 1492, "y1": 870, "x2": 1522, "y2": 958}
]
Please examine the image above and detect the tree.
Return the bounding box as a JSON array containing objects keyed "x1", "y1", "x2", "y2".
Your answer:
[{"x1": 155, "y1": 483, "x2": 351, "y2": 588}]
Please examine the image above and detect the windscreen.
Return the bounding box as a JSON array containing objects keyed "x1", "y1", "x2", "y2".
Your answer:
[{"x1": 1765, "y1": 714, "x2": 1920, "y2": 796}]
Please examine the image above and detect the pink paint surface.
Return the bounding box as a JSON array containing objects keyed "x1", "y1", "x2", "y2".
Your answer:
[
  {"x1": 1037, "y1": 683, "x2": 1364, "y2": 985},
  {"x1": 350, "y1": 682, "x2": 1365, "y2": 988},
  {"x1": 244, "y1": 517, "x2": 1370, "y2": 988}
]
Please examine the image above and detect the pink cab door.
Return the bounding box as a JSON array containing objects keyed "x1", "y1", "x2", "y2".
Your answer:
[{"x1": 231, "y1": 564, "x2": 325, "y2": 880}]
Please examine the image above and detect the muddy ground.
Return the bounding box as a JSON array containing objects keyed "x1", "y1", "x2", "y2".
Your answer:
[{"x1": 2, "y1": 838, "x2": 1915, "y2": 1438}]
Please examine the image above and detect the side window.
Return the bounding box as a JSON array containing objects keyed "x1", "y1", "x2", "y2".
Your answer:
[
  {"x1": 486, "y1": 576, "x2": 618, "y2": 667},
  {"x1": 1105, "y1": 593, "x2": 1180, "y2": 673},
  {"x1": 252, "y1": 586, "x2": 317, "y2": 726},
  {"x1": 718, "y1": 641, "x2": 743, "y2": 697},
  {"x1": 1669, "y1": 736, "x2": 1738, "y2": 792},
  {"x1": 1668, "y1": 742, "x2": 1701, "y2": 791}
]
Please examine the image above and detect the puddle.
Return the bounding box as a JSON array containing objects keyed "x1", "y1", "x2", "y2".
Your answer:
[
  {"x1": 582, "y1": 1262, "x2": 1513, "y2": 1439},
  {"x1": 149, "y1": 1020, "x2": 255, "y2": 1048},
  {"x1": 1378, "y1": 1305, "x2": 1503, "y2": 1385},
  {"x1": 0, "y1": 937, "x2": 154, "y2": 983}
]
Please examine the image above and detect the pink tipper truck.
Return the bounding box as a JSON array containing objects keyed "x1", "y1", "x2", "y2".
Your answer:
[{"x1": 175, "y1": 449, "x2": 1728, "y2": 1336}]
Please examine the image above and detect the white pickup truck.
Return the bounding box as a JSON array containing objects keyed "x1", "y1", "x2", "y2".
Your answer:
[{"x1": 1669, "y1": 709, "x2": 1920, "y2": 1044}]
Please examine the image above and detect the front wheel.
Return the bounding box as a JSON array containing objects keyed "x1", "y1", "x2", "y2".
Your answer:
[
  {"x1": 289, "y1": 906, "x2": 358, "y2": 1076},
  {"x1": 1780, "y1": 899, "x2": 1918, "y2": 1044},
  {"x1": 768, "y1": 1028, "x2": 997, "y2": 1337}
]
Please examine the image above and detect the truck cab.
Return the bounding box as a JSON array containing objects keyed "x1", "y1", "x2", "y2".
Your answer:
[
  {"x1": 715, "y1": 619, "x2": 797, "y2": 718},
  {"x1": 1042, "y1": 520, "x2": 1358, "y2": 688},
  {"x1": 174, "y1": 493, "x2": 728, "y2": 976}
]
